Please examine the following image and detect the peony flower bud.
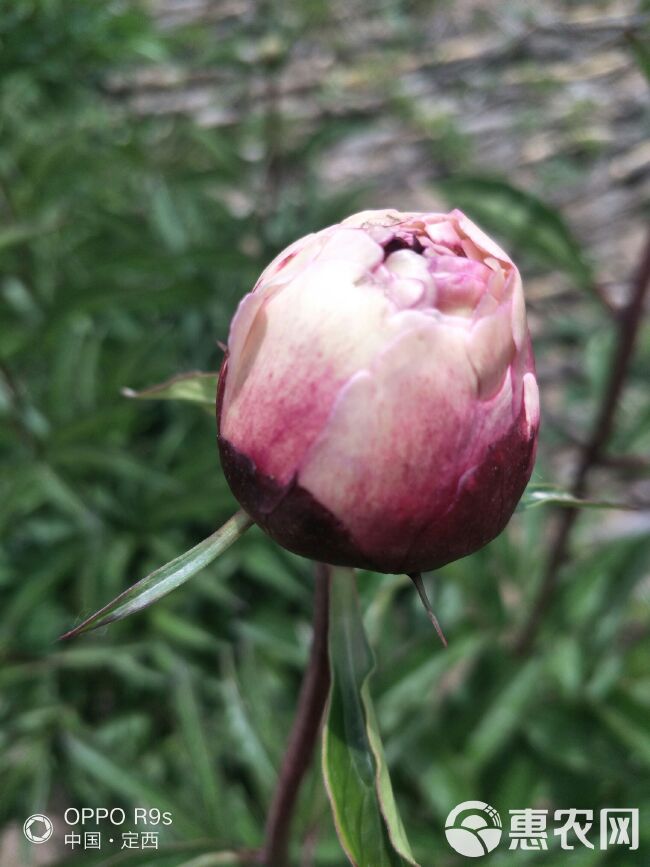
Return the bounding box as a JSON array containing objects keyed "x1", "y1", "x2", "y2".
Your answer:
[{"x1": 217, "y1": 209, "x2": 540, "y2": 574}]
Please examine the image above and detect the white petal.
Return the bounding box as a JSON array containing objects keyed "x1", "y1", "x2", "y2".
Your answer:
[
  {"x1": 385, "y1": 249, "x2": 432, "y2": 282},
  {"x1": 315, "y1": 227, "x2": 384, "y2": 278},
  {"x1": 425, "y1": 219, "x2": 463, "y2": 248},
  {"x1": 457, "y1": 213, "x2": 513, "y2": 264},
  {"x1": 221, "y1": 262, "x2": 398, "y2": 484},
  {"x1": 510, "y1": 270, "x2": 527, "y2": 350},
  {"x1": 387, "y1": 278, "x2": 425, "y2": 308},
  {"x1": 523, "y1": 372, "x2": 540, "y2": 434},
  {"x1": 255, "y1": 232, "x2": 321, "y2": 288},
  {"x1": 467, "y1": 303, "x2": 515, "y2": 399}
]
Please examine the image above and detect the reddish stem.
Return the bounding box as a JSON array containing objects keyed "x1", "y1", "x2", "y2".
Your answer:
[{"x1": 261, "y1": 563, "x2": 331, "y2": 866}]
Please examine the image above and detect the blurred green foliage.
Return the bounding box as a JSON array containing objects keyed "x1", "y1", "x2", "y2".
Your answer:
[{"x1": 1, "y1": 2, "x2": 649, "y2": 866}]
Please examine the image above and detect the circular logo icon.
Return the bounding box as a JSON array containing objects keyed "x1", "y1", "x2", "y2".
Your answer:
[
  {"x1": 445, "y1": 801, "x2": 502, "y2": 857},
  {"x1": 23, "y1": 814, "x2": 54, "y2": 844}
]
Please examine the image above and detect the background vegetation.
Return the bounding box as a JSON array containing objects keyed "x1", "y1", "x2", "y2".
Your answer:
[{"x1": 1, "y1": 1, "x2": 649, "y2": 865}]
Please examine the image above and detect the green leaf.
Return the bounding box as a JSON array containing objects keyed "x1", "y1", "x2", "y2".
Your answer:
[
  {"x1": 0, "y1": 217, "x2": 62, "y2": 251},
  {"x1": 171, "y1": 664, "x2": 226, "y2": 833},
  {"x1": 151, "y1": 182, "x2": 189, "y2": 252},
  {"x1": 466, "y1": 659, "x2": 543, "y2": 767},
  {"x1": 437, "y1": 175, "x2": 594, "y2": 289},
  {"x1": 122, "y1": 371, "x2": 220, "y2": 407},
  {"x1": 594, "y1": 703, "x2": 650, "y2": 767},
  {"x1": 49, "y1": 844, "x2": 242, "y2": 867},
  {"x1": 323, "y1": 567, "x2": 419, "y2": 867},
  {"x1": 520, "y1": 484, "x2": 638, "y2": 511},
  {"x1": 219, "y1": 649, "x2": 277, "y2": 797},
  {"x1": 175, "y1": 856, "x2": 251, "y2": 867},
  {"x1": 64, "y1": 734, "x2": 200, "y2": 837},
  {"x1": 627, "y1": 31, "x2": 650, "y2": 84},
  {"x1": 60, "y1": 510, "x2": 253, "y2": 638}
]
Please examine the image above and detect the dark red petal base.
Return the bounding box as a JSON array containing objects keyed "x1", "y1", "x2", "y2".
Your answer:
[
  {"x1": 218, "y1": 436, "x2": 382, "y2": 571},
  {"x1": 216, "y1": 356, "x2": 381, "y2": 570},
  {"x1": 401, "y1": 407, "x2": 538, "y2": 573},
  {"x1": 217, "y1": 359, "x2": 538, "y2": 574}
]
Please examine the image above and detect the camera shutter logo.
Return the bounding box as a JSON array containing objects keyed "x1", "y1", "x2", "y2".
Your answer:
[
  {"x1": 23, "y1": 814, "x2": 54, "y2": 844},
  {"x1": 445, "y1": 801, "x2": 502, "y2": 857}
]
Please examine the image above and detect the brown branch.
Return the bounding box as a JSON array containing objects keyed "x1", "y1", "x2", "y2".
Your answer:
[
  {"x1": 261, "y1": 563, "x2": 331, "y2": 867},
  {"x1": 596, "y1": 452, "x2": 650, "y2": 473},
  {"x1": 514, "y1": 231, "x2": 650, "y2": 655}
]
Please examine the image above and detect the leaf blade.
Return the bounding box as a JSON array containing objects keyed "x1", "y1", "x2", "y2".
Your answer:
[
  {"x1": 323, "y1": 567, "x2": 419, "y2": 867},
  {"x1": 520, "y1": 483, "x2": 640, "y2": 511},
  {"x1": 122, "y1": 371, "x2": 220, "y2": 406},
  {"x1": 64, "y1": 734, "x2": 200, "y2": 838},
  {"x1": 61, "y1": 510, "x2": 252, "y2": 639}
]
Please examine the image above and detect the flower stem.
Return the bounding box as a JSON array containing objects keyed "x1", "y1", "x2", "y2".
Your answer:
[{"x1": 261, "y1": 563, "x2": 331, "y2": 867}]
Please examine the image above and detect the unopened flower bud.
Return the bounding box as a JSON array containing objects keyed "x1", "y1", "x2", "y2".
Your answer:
[{"x1": 217, "y1": 209, "x2": 539, "y2": 574}]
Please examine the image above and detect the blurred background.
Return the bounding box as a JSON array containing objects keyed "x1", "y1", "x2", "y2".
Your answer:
[{"x1": 1, "y1": 0, "x2": 649, "y2": 865}]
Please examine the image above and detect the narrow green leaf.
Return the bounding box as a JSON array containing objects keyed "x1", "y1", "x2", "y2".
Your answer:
[
  {"x1": 65, "y1": 734, "x2": 200, "y2": 837},
  {"x1": 594, "y1": 704, "x2": 650, "y2": 767},
  {"x1": 364, "y1": 698, "x2": 417, "y2": 862},
  {"x1": 0, "y1": 218, "x2": 62, "y2": 251},
  {"x1": 171, "y1": 664, "x2": 225, "y2": 832},
  {"x1": 627, "y1": 31, "x2": 650, "y2": 84},
  {"x1": 152, "y1": 609, "x2": 225, "y2": 653},
  {"x1": 241, "y1": 540, "x2": 309, "y2": 602},
  {"x1": 122, "y1": 371, "x2": 220, "y2": 407},
  {"x1": 323, "y1": 567, "x2": 419, "y2": 867},
  {"x1": 60, "y1": 510, "x2": 253, "y2": 639},
  {"x1": 520, "y1": 484, "x2": 639, "y2": 511},
  {"x1": 220, "y1": 649, "x2": 277, "y2": 797},
  {"x1": 151, "y1": 182, "x2": 189, "y2": 252},
  {"x1": 49, "y1": 843, "x2": 240, "y2": 867},
  {"x1": 466, "y1": 660, "x2": 543, "y2": 767},
  {"x1": 176, "y1": 854, "x2": 249, "y2": 867}
]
